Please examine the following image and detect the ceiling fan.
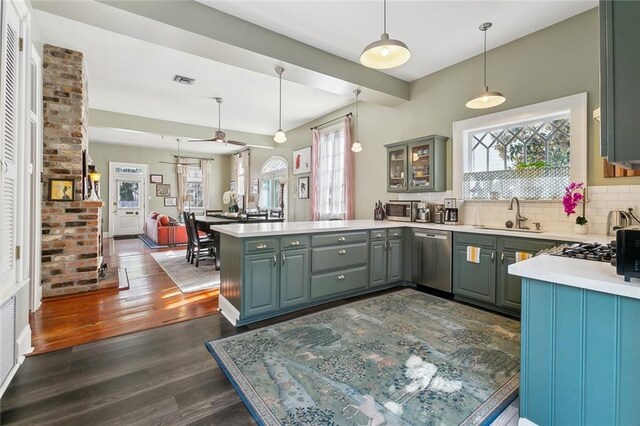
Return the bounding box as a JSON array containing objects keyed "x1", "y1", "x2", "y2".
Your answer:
[
  {"x1": 189, "y1": 97, "x2": 247, "y2": 146},
  {"x1": 159, "y1": 139, "x2": 201, "y2": 166}
]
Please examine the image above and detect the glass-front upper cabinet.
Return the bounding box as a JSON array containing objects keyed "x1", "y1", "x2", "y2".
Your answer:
[
  {"x1": 385, "y1": 135, "x2": 447, "y2": 193},
  {"x1": 387, "y1": 146, "x2": 407, "y2": 192}
]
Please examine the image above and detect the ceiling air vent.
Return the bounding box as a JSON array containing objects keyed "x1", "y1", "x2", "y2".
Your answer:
[{"x1": 173, "y1": 74, "x2": 195, "y2": 85}]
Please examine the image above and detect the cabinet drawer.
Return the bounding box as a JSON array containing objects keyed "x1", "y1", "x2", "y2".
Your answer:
[
  {"x1": 312, "y1": 231, "x2": 368, "y2": 247},
  {"x1": 370, "y1": 230, "x2": 387, "y2": 241},
  {"x1": 281, "y1": 235, "x2": 309, "y2": 250},
  {"x1": 245, "y1": 238, "x2": 278, "y2": 254},
  {"x1": 499, "y1": 237, "x2": 556, "y2": 253},
  {"x1": 312, "y1": 243, "x2": 368, "y2": 273},
  {"x1": 454, "y1": 232, "x2": 496, "y2": 249},
  {"x1": 388, "y1": 228, "x2": 404, "y2": 239},
  {"x1": 311, "y1": 266, "x2": 368, "y2": 300}
]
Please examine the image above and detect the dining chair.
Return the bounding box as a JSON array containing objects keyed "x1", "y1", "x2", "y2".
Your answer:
[
  {"x1": 182, "y1": 211, "x2": 193, "y2": 262},
  {"x1": 205, "y1": 209, "x2": 223, "y2": 217},
  {"x1": 188, "y1": 213, "x2": 216, "y2": 267}
]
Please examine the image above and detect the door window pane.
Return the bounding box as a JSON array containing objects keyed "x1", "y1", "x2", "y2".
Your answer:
[{"x1": 118, "y1": 181, "x2": 140, "y2": 208}]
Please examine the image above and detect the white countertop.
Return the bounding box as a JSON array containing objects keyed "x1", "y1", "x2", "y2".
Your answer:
[
  {"x1": 509, "y1": 254, "x2": 640, "y2": 300},
  {"x1": 210, "y1": 219, "x2": 611, "y2": 243}
]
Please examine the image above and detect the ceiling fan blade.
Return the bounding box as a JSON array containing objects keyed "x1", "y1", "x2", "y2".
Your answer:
[
  {"x1": 188, "y1": 138, "x2": 217, "y2": 142},
  {"x1": 226, "y1": 140, "x2": 247, "y2": 146}
]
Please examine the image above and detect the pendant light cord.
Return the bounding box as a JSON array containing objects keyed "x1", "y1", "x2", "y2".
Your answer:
[
  {"x1": 383, "y1": 0, "x2": 387, "y2": 34},
  {"x1": 355, "y1": 92, "x2": 359, "y2": 141},
  {"x1": 279, "y1": 70, "x2": 282, "y2": 129},
  {"x1": 483, "y1": 28, "x2": 487, "y2": 88}
]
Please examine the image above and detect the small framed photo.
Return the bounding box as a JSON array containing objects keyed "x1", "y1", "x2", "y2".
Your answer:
[
  {"x1": 164, "y1": 197, "x2": 177, "y2": 207},
  {"x1": 156, "y1": 183, "x2": 170, "y2": 197},
  {"x1": 48, "y1": 178, "x2": 75, "y2": 201},
  {"x1": 298, "y1": 176, "x2": 309, "y2": 199},
  {"x1": 293, "y1": 146, "x2": 311, "y2": 175},
  {"x1": 150, "y1": 174, "x2": 163, "y2": 184}
]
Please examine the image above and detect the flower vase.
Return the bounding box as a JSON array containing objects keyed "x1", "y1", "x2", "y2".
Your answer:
[{"x1": 573, "y1": 223, "x2": 588, "y2": 234}]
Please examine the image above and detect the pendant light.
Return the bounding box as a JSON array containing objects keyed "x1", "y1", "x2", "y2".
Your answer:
[
  {"x1": 466, "y1": 22, "x2": 506, "y2": 109},
  {"x1": 351, "y1": 89, "x2": 363, "y2": 153},
  {"x1": 360, "y1": 0, "x2": 410, "y2": 69},
  {"x1": 273, "y1": 66, "x2": 287, "y2": 143}
]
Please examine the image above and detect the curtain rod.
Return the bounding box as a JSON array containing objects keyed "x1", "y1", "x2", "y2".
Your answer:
[
  {"x1": 310, "y1": 112, "x2": 352, "y2": 130},
  {"x1": 174, "y1": 155, "x2": 215, "y2": 161}
]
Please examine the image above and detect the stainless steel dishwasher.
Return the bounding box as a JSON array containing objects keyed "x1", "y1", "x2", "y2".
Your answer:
[{"x1": 411, "y1": 229, "x2": 452, "y2": 293}]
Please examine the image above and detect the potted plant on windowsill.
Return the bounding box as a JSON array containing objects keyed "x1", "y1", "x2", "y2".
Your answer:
[{"x1": 563, "y1": 182, "x2": 588, "y2": 234}]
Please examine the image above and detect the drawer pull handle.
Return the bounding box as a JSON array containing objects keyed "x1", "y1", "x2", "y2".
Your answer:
[
  {"x1": 375, "y1": 233, "x2": 382, "y2": 238},
  {"x1": 338, "y1": 249, "x2": 346, "y2": 255},
  {"x1": 491, "y1": 252, "x2": 495, "y2": 263},
  {"x1": 337, "y1": 237, "x2": 346, "y2": 242},
  {"x1": 338, "y1": 275, "x2": 345, "y2": 280},
  {"x1": 393, "y1": 233, "x2": 399, "y2": 237},
  {"x1": 256, "y1": 243, "x2": 267, "y2": 249},
  {"x1": 282, "y1": 253, "x2": 286, "y2": 265},
  {"x1": 290, "y1": 240, "x2": 300, "y2": 246},
  {"x1": 500, "y1": 253, "x2": 504, "y2": 263},
  {"x1": 273, "y1": 254, "x2": 277, "y2": 266}
]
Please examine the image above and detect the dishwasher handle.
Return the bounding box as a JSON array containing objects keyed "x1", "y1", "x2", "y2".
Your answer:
[{"x1": 414, "y1": 232, "x2": 449, "y2": 240}]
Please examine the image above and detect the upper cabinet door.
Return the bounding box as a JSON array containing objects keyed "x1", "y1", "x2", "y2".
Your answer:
[
  {"x1": 387, "y1": 146, "x2": 407, "y2": 192},
  {"x1": 408, "y1": 141, "x2": 434, "y2": 191},
  {"x1": 600, "y1": 0, "x2": 640, "y2": 169}
]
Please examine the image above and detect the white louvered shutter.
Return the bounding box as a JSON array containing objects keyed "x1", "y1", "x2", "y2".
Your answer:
[{"x1": 0, "y1": 3, "x2": 20, "y2": 288}]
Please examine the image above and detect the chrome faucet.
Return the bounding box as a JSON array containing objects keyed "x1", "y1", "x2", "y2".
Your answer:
[{"x1": 508, "y1": 197, "x2": 528, "y2": 229}]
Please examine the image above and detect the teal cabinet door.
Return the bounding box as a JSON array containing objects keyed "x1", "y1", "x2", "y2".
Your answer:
[
  {"x1": 387, "y1": 239, "x2": 403, "y2": 283},
  {"x1": 280, "y1": 248, "x2": 310, "y2": 309},
  {"x1": 497, "y1": 251, "x2": 522, "y2": 314},
  {"x1": 369, "y1": 241, "x2": 388, "y2": 287},
  {"x1": 453, "y1": 244, "x2": 496, "y2": 304},
  {"x1": 244, "y1": 253, "x2": 279, "y2": 317}
]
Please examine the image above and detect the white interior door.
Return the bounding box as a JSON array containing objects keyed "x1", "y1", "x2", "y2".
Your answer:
[{"x1": 109, "y1": 163, "x2": 147, "y2": 236}]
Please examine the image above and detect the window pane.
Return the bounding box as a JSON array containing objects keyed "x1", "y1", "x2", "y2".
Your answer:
[{"x1": 118, "y1": 181, "x2": 140, "y2": 208}]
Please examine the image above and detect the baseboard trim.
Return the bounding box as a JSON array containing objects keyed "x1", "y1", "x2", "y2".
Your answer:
[{"x1": 219, "y1": 294, "x2": 239, "y2": 326}]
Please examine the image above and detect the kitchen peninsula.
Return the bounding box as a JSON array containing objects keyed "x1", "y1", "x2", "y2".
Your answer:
[{"x1": 211, "y1": 220, "x2": 611, "y2": 326}]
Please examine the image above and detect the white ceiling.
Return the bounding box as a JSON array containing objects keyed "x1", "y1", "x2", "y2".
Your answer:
[
  {"x1": 89, "y1": 127, "x2": 274, "y2": 155},
  {"x1": 33, "y1": 10, "x2": 353, "y2": 136},
  {"x1": 202, "y1": 0, "x2": 597, "y2": 81}
]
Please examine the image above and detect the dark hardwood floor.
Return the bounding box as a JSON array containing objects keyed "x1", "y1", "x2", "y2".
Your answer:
[
  {"x1": 2, "y1": 286, "x2": 401, "y2": 425},
  {"x1": 30, "y1": 238, "x2": 220, "y2": 354}
]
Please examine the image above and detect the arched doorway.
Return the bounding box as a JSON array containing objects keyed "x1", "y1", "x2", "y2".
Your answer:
[{"x1": 259, "y1": 156, "x2": 288, "y2": 219}]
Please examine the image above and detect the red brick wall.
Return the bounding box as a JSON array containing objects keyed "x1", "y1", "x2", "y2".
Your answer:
[{"x1": 41, "y1": 44, "x2": 110, "y2": 297}]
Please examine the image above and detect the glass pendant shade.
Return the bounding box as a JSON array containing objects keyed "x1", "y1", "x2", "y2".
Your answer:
[
  {"x1": 274, "y1": 129, "x2": 287, "y2": 144},
  {"x1": 360, "y1": 33, "x2": 411, "y2": 69},
  {"x1": 466, "y1": 86, "x2": 506, "y2": 109},
  {"x1": 351, "y1": 141, "x2": 363, "y2": 152}
]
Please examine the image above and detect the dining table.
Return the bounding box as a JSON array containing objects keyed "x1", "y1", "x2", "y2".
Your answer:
[{"x1": 193, "y1": 214, "x2": 285, "y2": 270}]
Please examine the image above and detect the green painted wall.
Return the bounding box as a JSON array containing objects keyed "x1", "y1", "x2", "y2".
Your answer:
[
  {"x1": 263, "y1": 8, "x2": 639, "y2": 222},
  {"x1": 90, "y1": 142, "x2": 230, "y2": 232}
]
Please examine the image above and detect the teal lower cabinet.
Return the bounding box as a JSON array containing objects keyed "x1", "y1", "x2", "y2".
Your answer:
[
  {"x1": 369, "y1": 231, "x2": 404, "y2": 288},
  {"x1": 453, "y1": 233, "x2": 557, "y2": 316},
  {"x1": 279, "y1": 248, "x2": 310, "y2": 309},
  {"x1": 369, "y1": 240, "x2": 388, "y2": 287},
  {"x1": 311, "y1": 266, "x2": 368, "y2": 300},
  {"x1": 520, "y1": 278, "x2": 640, "y2": 425},
  {"x1": 243, "y1": 253, "x2": 279, "y2": 317},
  {"x1": 453, "y1": 243, "x2": 496, "y2": 304}
]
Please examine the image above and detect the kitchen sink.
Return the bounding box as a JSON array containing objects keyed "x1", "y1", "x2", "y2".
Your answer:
[{"x1": 473, "y1": 225, "x2": 545, "y2": 234}]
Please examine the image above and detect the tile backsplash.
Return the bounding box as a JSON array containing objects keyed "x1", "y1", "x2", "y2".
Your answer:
[{"x1": 398, "y1": 185, "x2": 640, "y2": 235}]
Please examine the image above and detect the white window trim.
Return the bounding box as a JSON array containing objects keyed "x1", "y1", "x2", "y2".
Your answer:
[{"x1": 452, "y1": 93, "x2": 587, "y2": 200}]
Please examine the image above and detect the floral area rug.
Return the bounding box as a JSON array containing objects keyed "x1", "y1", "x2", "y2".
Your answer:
[
  {"x1": 206, "y1": 289, "x2": 520, "y2": 425},
  {"x1": 150, "y1": 250, "x2": 220, "y2": 293}
]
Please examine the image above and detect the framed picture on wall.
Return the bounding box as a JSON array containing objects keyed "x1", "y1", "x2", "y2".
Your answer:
[
  {"x1": 150, "y1": 174, "x2": 163, "y2": 184},
  {"x1": 298, "y1": 176, "x2": 309, "y2": 199},
  {"x1": 164, "y1": 197, "x2": 177, "y2": 207},
  {"x1": 156, "y1": 184, "x2": 170, "y2": 197},
  {"x1": 48, "y1": 178, "x2": 75, "y2": 201},
  {"x1": 293, "y1": 147, "x2": 311, "y2": 175}
]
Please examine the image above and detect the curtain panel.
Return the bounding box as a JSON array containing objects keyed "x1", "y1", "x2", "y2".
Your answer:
[
  {"x1": 311, "y1": 116, "x2": 354, "y2": 221},
  {"x1": 200, "y1": 159, "x2": 210, "y2": 210},
  {"x1": 176, "y1": 162, "x2": 187, "y2": 214}
]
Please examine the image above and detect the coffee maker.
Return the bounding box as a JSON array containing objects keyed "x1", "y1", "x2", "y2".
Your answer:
[
  {"x1": 415, "y1": 202, "x2": 432, "y2": 223},
  {"x1": 444, "y1": 198, "x2": 459, "y2": 225}
]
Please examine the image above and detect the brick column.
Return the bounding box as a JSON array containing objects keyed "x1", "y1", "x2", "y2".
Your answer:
[{"x1": 41, "y1": 44, "x2": 110, "y2": 297}]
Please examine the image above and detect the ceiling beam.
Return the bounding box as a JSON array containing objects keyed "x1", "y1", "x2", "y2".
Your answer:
[
  {"x1": 33, "y1": 0, "x2": 410, "y2": 106},
  {"x1": 89, "y1": 109, "x2": 275, "y2": 147}
]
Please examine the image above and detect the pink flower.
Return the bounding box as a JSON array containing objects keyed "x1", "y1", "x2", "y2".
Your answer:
[{"x1": 562, "y1": 182, "x2": 585, "y2": 217}]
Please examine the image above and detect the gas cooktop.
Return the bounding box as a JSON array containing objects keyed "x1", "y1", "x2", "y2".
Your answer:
[{"x1": 550, "y1": 242, "x2": 616, "y2": 263}]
